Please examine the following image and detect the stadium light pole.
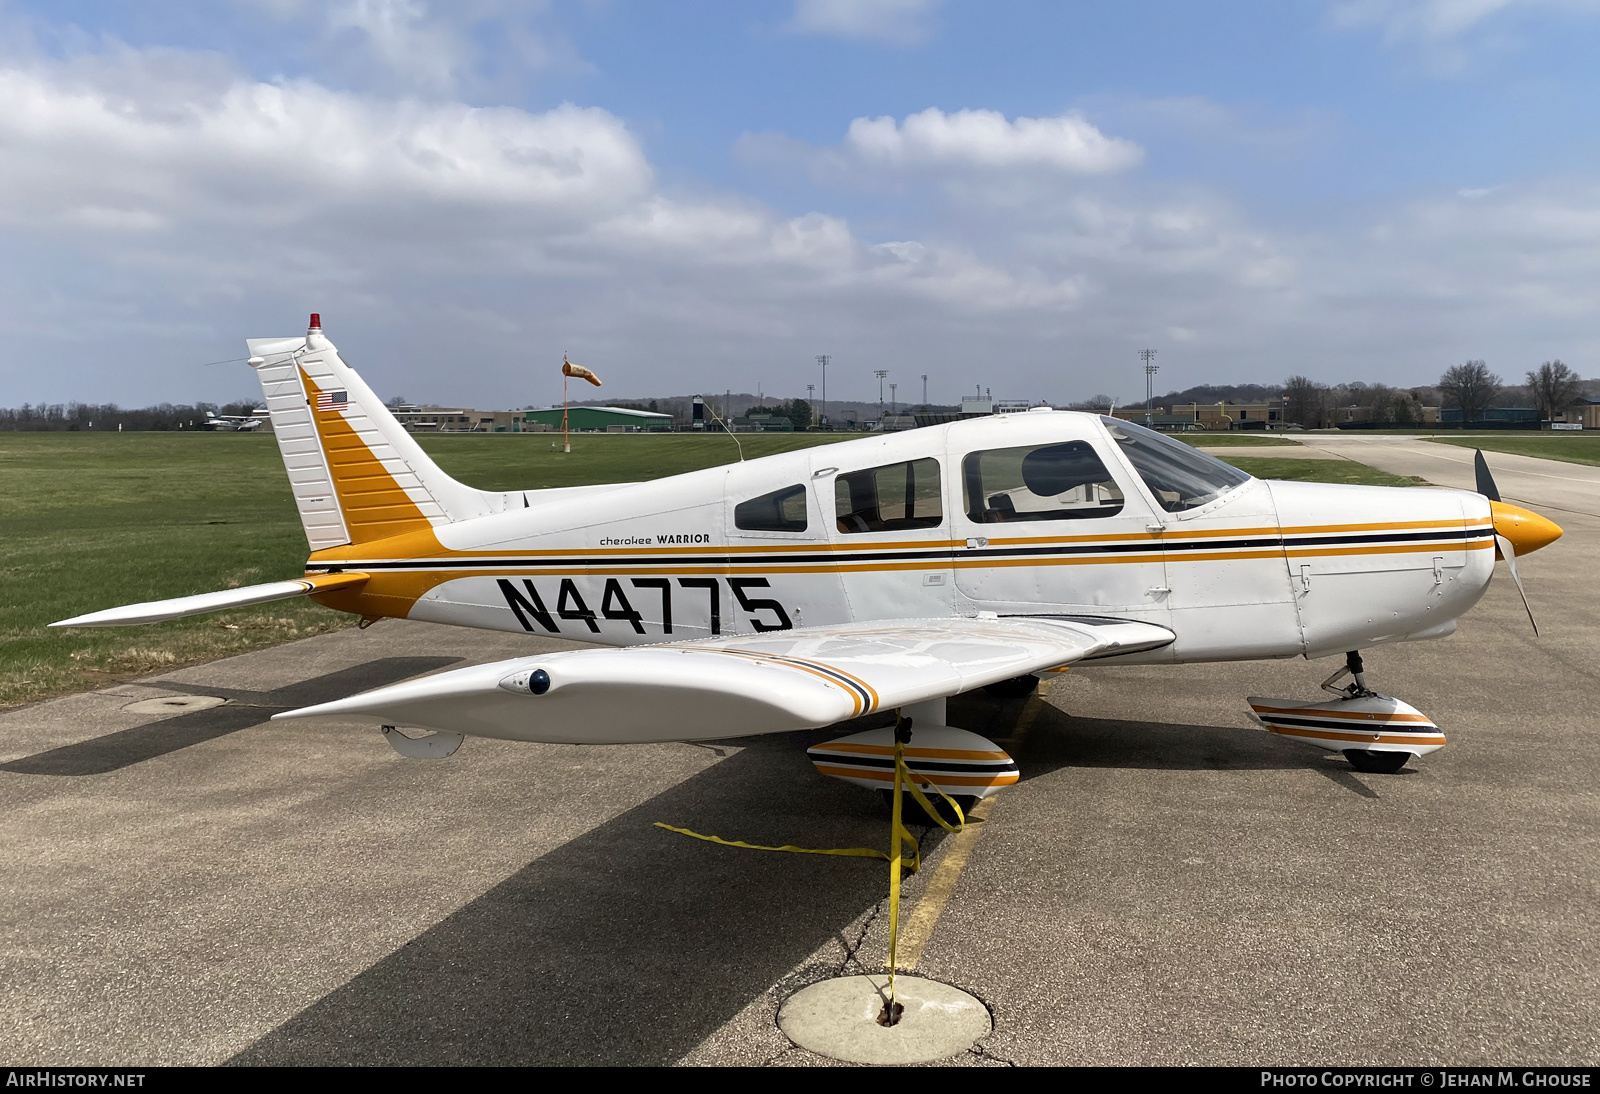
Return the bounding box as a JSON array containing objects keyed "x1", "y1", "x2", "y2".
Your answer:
[
  {"x1": 1140, "y1": 349, "x2": 1158, "y2": 427},
  {"x1": 816, "y1": 355, "x2": 830, "y2": 430},
  {"x1": 874, "y1": 369, "x2": 888, "y2": 408},
  {"x1": 890, "y1": 382, "x2": 898, "y2": 414},
  {"x1": 921, "y1": 374, "x2": 928, "y2": 407}
]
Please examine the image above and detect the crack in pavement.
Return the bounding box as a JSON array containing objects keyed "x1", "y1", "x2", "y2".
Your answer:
[{"x1": 835, "y1": 897, "x2": 884, "y2": 977}]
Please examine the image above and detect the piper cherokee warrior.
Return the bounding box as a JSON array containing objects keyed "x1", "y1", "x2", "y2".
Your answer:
[{"x1": 57, "y1": 316, "x2": 1562, "y2": 795}]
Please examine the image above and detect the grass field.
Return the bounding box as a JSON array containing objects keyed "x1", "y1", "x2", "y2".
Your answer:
[
  {"x1": 1428, "y1": 434, "x2": 1600, "y2": 467},
  {"x1": 0, "y1": 431, "x2": 852, "y2": 708},
  {"x1": 1, "y1": 428, "x2": 1407, "y2": 709},
  {"x1": 1177, "y1": 433, "x2": 1299, "y2": 447},
  {"x1": 1220, "y1": 457, "x2": 1425, "y2": 486}
]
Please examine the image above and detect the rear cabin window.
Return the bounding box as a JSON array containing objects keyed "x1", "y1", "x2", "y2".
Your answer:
[
  {"x1": 962, "y1": 441, "x2": 1125, "y2": 523},
  {"x1": 734, "y1": 484, "x2": 808, "y2": 532},
  {"x1": 834, "y1": 458, "x2": 943, "y2": 533},
  {"x1": 1100, "y1": 416, "x2": 1251, "y2": 512}
]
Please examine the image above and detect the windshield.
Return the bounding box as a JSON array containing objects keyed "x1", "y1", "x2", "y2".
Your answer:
[{"x1": 1100, "y1": 417, "x2": 1251, "y2": 512}]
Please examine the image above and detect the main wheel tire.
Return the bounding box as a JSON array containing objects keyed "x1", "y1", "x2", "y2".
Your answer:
[
  {"x1": 879, "y1": 788, "x2": 977, "y2": 824},
  {"x1": 984, "y1": 674, "x2": 1040, "y2": 699},
  {"x1": 1343, "y1": 749, "x2": 1410, "y2": 774}
]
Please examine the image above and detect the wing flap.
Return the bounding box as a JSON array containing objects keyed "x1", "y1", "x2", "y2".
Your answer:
[
  {"x1": 51, "y1": 572, "x2": 368, "y2": 627},
  {"x1": 696, "y1": 615, "x2": 1172, "y2": 711},
  {"x1": 273, "y1": 615, "x2": 1173, "y2": 746}
]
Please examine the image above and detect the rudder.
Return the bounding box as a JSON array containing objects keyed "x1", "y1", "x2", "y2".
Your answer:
[{"x1": 248, "y1": 314, "x2": 495, "y2": 550}]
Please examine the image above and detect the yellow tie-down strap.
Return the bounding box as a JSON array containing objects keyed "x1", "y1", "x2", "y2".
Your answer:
[
  {"x1": 654, "y1": 742, "x2": 965, "y2": 868},
  {"x1": 656, "y1": 728, "x2": 967, "y2": 1009}
]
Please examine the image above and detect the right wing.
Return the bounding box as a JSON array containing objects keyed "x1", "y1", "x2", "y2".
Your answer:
[{"x1": 272, "y1": 615, "x2": 1173, "y2": 745}]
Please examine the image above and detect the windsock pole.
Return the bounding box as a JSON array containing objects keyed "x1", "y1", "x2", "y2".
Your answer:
[{"x1": 562, "y1": 354, "x2": 571, "y2": 454}]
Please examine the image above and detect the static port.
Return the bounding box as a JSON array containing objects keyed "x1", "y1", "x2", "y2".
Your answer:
[{"x1": 529, "y1": 669, "x2": 551, "y2": 695}]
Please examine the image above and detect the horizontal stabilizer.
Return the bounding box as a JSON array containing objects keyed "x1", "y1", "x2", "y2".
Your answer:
[
  {"x1": 52, "y1": 572, "x2": 368, "y2": 628},
  {"x1": 274, "y1": 615, "x2": 1174, "y2": 746}
]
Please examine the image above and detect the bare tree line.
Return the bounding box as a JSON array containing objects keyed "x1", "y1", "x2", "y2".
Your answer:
[
  {"x1": 0, "y1": 400, "x2": 260, "y2": 431},
  {"x1": 1255, "y1": 360, "x2": 1587, "y2": 428},
  {"x1": 2, "y1": 360, "x2": 1588, "y2": 432}
]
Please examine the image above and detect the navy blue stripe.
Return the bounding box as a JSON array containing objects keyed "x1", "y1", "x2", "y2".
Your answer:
[
  {"x1": 711, "y1": 649, "x2": 876, "y2": 710},
  {"x1": 1262, "y1": 714, "x2": 1440, "y2": 733},
  {"x1": 325, "y1": 527, "x2": 1488, "y2": 574}
]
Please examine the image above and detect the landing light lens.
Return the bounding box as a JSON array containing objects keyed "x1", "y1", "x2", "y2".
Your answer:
[{"x1": 529, "y1": 669, "x2": 551, "y2": 695}]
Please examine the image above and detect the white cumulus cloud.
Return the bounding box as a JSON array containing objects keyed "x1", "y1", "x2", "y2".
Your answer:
[
  {"x1": 843, "y1": 108, "x2": 1143, "y2": 174},
  {"x1": 0, "y1": 63, "x2": 655, "y2": 236},
  {"x1": 786, "y1": 0, "x2": 943, "y2": 44},
  {"x1": 4, "y1": 39, "x2": 1599, "y2": 414},
  {"x1": 1326, "y1": 0, "x2": 1600, "y2": 71},
  {"x1": 1329, "y1": 0, "x2": 1523, "y2": 40}
]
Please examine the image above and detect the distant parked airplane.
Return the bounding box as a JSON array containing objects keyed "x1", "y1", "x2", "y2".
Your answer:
[{"x1": 204, "y1": 410, "x2": 265, "y2": 432}]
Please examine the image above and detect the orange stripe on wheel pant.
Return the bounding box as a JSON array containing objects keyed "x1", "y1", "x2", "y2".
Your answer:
[{"x1": 1251, "y1": 705, "x2": 1435, "y2": 723}]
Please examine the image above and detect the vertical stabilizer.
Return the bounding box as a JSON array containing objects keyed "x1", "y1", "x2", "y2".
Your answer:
[{"x1": 248, "y1": 314, "x2": 493, "y2": 550}]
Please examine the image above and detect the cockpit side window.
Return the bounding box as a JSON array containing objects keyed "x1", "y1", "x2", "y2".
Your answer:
[
  {"x1": 834, "y1": 458, "x2": 942, "y2": 533},
  {"x1": 962, "y1": 442, "x2": 1125, "y2": 523},
  {"x1": 734, "y1": 484, "x2": 808, "y2": 532},
  {"x1": 1101, "y1": 416, "x2": 1251, "y2": 513}
]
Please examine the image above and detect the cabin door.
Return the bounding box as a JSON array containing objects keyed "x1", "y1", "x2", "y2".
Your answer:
[
  {"x1": 948, "y1": 432, "x2": 1172, "y2": 629},
  {"x1": 819, "y1": 448, "x2": 957, "y2": 624}
]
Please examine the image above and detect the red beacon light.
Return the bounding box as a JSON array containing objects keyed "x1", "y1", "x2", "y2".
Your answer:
[{"x1": 309, "y1": 312, "x2": 321, "y2": 330}]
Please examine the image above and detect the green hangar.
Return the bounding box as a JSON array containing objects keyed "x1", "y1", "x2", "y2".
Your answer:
[{"x1": 519, "y1": 406, "x2": 674, "y2": 432}]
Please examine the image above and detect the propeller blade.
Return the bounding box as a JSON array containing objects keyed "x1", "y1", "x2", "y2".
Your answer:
[
  {"x1": 1494, "y1": 533, "x2": 1538, "y2": 636},
  {"x1": 1474, "y1": 449, "x2": 1501, "y2": 501}
]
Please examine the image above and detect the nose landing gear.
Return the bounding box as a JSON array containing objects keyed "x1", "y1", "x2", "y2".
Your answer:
[{"x1": 1247, "y1": 651, "x2": 1445, "y2": 775}]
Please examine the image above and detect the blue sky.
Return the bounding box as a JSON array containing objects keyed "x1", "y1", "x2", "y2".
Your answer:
[{"x1": 3, "y1": 0, "x2": 1599, "y2": 409}]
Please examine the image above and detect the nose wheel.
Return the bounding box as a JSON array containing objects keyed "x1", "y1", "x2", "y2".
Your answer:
[
  {"x1": 1248, "y1": 650, "x2": 1445, "y2": 775},
  {"x1": 1341, "y1": 748, "x2": 1410, "y2": 774},
  {"x1": 1326, "y1": 651, "x2": 1413, "y2": 774}
]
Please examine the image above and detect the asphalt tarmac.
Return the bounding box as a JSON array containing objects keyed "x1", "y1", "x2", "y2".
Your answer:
[{"x1": 2, "y1": 436, "x2": 1595, "y2": 1066}]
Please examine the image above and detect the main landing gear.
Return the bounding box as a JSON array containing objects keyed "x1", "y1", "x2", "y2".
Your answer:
[
  {"x1": 983, "y1": 673, "x2": 1040, "y2": 699},
  {"x1": 1247, "y1": 651, "x2": 1447, "y2": 776}
]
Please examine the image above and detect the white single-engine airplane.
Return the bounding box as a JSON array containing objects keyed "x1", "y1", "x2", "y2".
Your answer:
[
  {"x1": 204, "y1": 410, "x2": 264, "y2": 432},
  {"x1": 58, "y1": 316, "x2": 1562, "y2": 793}
]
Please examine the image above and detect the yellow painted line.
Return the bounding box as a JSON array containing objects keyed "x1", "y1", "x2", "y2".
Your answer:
[
  {"x1": 895, "y1": 795, "x2": 997, "y2": 970},
  {"x1": 897, "y1": 680, "x2": 1053, "y2": 970}
]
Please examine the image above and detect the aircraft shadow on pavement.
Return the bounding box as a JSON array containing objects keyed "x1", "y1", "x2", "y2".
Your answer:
[
  {"x1": 0, "y1": 656, "x2": 462, "y2": 777},
  {"x1": 229, "y1": 727, "x2": 937, "y2": 1067},
  {"x1": 1013, "y1": 704, "x2": 1387, "y2": 799},
  {"x1": 225, "y1": 697, "x2": 1378, "y2": 1064}
]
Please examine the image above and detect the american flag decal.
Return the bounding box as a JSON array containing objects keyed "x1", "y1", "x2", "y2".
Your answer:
[{"x1": 315, "y1": 390, "x2": 348, "y2": 412}]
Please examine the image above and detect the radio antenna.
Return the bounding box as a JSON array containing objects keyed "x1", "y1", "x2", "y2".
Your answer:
[{"x1": 694, "y1": 393, "x2": 744, "y2": 461}]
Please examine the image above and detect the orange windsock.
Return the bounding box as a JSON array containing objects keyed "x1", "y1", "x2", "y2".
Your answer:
[{"x1": 562, "y1": 360, "x2": 602, "y2": 387}]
